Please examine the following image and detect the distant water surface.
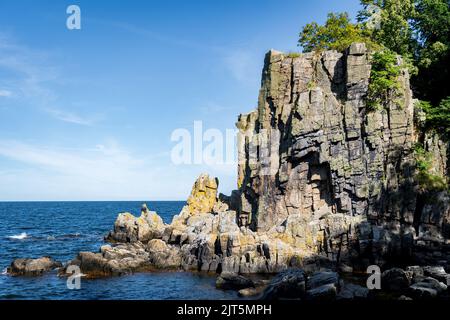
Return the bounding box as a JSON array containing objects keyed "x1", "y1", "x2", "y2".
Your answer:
[{"x1": 0, "y1": 201, "x2": 238, "y2": 300}]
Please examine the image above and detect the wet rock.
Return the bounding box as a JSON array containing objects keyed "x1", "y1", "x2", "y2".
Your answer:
[
  {"x1": 307, "y1": 271, "x2": 339, "y2": 290},
  {"x1": 406, "y1": 266, "x2": 425, "y2": 283},
  {"x1": 260, "y1": 269, "x2": 306, "y2": 300},
  {"x1": 423, "y1": 266, "x2": 450, "y2": 283},
  {"x1": 8, "y1": 257, "x2": 62, "y2": 276},
  {"x1": 381, "y1": 268, "x2": 410, "y2": 292},
  {"x1": 64, "y1": 242, "x2": 151, "y2": 278},
  {"x1": 337, "y1": 283, "x2": 369, "y2": 300},
  {"x1": 408, "y1": 277, "x2": 448, "y2": 299},
  {"x1": 238, "y1": 286, "x2": 265, "y2": 298},
  {"x1": 306, "y1": 283, "x2": 337, "y2": 301},
  {"x1": 216, "y1": 273, "x2": 255, "y2": 290}
]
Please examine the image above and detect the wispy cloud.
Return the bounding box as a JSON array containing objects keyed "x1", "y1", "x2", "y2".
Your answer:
[
  {"x1": 0, "y1": 33, "x2": 99, "y2": 125},
  {"x1": 0, "y1": 139, "x2": 159, "y2": 199},
  {"x1": 199, "y1": 101, "x2": 234, "y2": 114},
  {"x1": 44, "y1": 108, "x2": 97, "y2": 126},
  {"x1": 0, "y1": 89, "x2": 12, "y2": 97},
  {"x1": 90, "y1": 19, "x2": 261, "y2": 87}
]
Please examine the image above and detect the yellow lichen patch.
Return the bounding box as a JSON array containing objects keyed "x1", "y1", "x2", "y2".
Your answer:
[{"x1": 186, "y1": 173, "x2": 218, "y2": 214}]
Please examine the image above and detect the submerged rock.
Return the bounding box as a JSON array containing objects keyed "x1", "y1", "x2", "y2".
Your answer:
[{"x1": 8, "y1": 257, "x2": 62, "y2": 276}]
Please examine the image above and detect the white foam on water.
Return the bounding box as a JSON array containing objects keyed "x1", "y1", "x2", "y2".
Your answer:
[{"x1": 8, "y1": 232, "x2": 28, "y2": 240}]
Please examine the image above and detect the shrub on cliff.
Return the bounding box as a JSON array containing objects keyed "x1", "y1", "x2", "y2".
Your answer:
[
  {"x1": 298, "y1": 12, "x2": 378, "y2": 53},
  {"x1": 366, "y1": 50, "x2": 403, "y2": 111},
  {"x1": 413, "y1": 144, "x2": 448, "y2": 192},
  {"x1": 419, "y1": 98, "x2": 450, "y2": 137}
]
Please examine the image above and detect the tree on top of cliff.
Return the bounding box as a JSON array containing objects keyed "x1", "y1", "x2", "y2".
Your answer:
[
  {"x1": 298, "y1": 12, "x2": 378, "y2": 52},
  {"x1": 298, "y1": 0, "x2": 450, "y2": 137}
]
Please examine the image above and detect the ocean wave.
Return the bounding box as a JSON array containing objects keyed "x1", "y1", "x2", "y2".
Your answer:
[
  {"x1": 1, "y1": 268, "x2": 8, "y2": 275},
  {"x1": 7, "y1": 232, "x2": 83, "y2": 241},
  {"x1": 7, "y1": 232, "x2": 28, "y2": 240}
]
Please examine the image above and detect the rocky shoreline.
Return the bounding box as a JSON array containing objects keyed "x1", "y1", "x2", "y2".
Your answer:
[{"x1": 6, "y1": 43, "x2": 450, "y2": 301}]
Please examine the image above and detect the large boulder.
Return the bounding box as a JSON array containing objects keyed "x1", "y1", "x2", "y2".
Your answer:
[
  {"x1": 8, "y1": 257, "x2": 62, "y2": 276},
  {"x1": 408, "y1": 277, "x2": 448, "y2": 299},
  {"x1": 305, "y1": 271, "x2": 339, "y2": 301},
  {"x1": 381, "y1": 268, "x2": 410, "y2": 292},
  {"x1": 216, "y1": 272, "x2": 255, "y2": 290},
  {"x1": 64, "y1": 242, "x2": 151, "y2": 278},
  {"x1": 260, "y1": 269, "x2": 306, "y2": 300},
  {"x1": 337, "y1": 283, "x2": 369, "y2": 300},
  {"x1": 106, "y1": 205, "x2": 165, "y2": 243},
  {"x1": 307, "y1": 271, "x2": 339, "y2": 290},
  {"x1": 305, "y1": 283, "x2": 337, "y2": 301},
  {"x1": 423, "y1": 266, "x2": 450, "y2": 283}
]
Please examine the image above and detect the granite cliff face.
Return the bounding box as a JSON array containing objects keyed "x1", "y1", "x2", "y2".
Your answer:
[
  {"x1": 234, "y1": 42, "x2": 449, "y2": 269},
  {"x1": 62, "y1": 43, "x2": 449, "y2": 281}
]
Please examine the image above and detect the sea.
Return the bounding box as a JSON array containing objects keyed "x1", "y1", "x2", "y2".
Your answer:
[{"x1": 0, "y1": 201, "x2": 239, "y2": 300}]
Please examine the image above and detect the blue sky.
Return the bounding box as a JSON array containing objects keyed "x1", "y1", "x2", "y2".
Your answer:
[{"x1": 0, "y1": 0, "x2": 360, "y2": 201}]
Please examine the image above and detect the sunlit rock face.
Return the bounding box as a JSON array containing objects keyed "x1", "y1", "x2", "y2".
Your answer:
[
  {"x1": 186, "y1": 173, "x2": 219, "y2": 214},
  {"x1": 235, "y1": 43, "x2": 449, "y2": 268}
]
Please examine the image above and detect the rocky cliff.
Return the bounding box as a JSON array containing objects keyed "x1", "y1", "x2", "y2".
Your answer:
[
  {"x1": 62, "y1": 43, "x2": 449, "y2": 280},
  {"x1": 234, "y1": 42, "x2": 449, "y2": 269}
]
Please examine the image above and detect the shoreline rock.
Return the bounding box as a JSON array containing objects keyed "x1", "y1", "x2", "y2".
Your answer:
[{"x1": 7, "y1": 257, "x2": 62, "y2": 276}]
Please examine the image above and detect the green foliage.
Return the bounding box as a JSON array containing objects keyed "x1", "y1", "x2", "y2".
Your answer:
[
  {"x1": 413, "y1": 144, "x2": 448, "y2": 191},
  {"x1": 412, "y1": 0, "x2": 450, "y2": 105},
  {"x1": 366, "y1": 50, "x2": 402, "y2": 110},
  {"x1": 298, "y1": 13, "x2": 378, "y2": 52},
  {"x1": 420, "y1": 97, "x2": 450, "y2": 136},
  {"x1": 297, "y1": 0, "x2": 449, "y2": 131},
  {"x1": 286, "y1": 52, "x2": 301, "y2": 58},
  {"x1": 358, "y1": 0, "x2": 417, "y2": 57}
]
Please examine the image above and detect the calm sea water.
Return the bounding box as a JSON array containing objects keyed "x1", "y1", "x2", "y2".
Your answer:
[{"x1": 0, "y1": 201, "x2": 238, "y2": 300}]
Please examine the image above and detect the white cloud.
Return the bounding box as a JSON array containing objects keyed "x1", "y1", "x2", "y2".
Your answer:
[
  {"x1": 0, "y1": 89, "x2": 12, "y2": 97},
  {"x1": 0, "y1": 139, "x2": 159, "y2": 199},
  {"x1": 0, "y1": 139, "x2": 237, "y2": 201},
  {"x1": 44, "y1": 108, "x2": 96, "y2": 126},
  {"x1": 0, "y1": 33, "x2": 99, "y2": 124}
]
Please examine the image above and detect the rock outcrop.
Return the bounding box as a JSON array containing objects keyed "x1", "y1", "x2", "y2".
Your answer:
[
  {"x1": 186, "y1": 173, "x2": 219, "y2": 214},
  {"x1": 106, "y1": 203, "x2": 165, "y2": 243},
  {"x1": 62, "y1": 242, "x2": 153, "y2": 278},
  {"x1": 234, "y1": 42, "x2": 449, "y2": 270},
  {"x1": 8, "y1": 257, "x2": 62, "y2": 276},
  {"x1": 61, "y1": 43, "x2": 449, "y2": 294}
]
